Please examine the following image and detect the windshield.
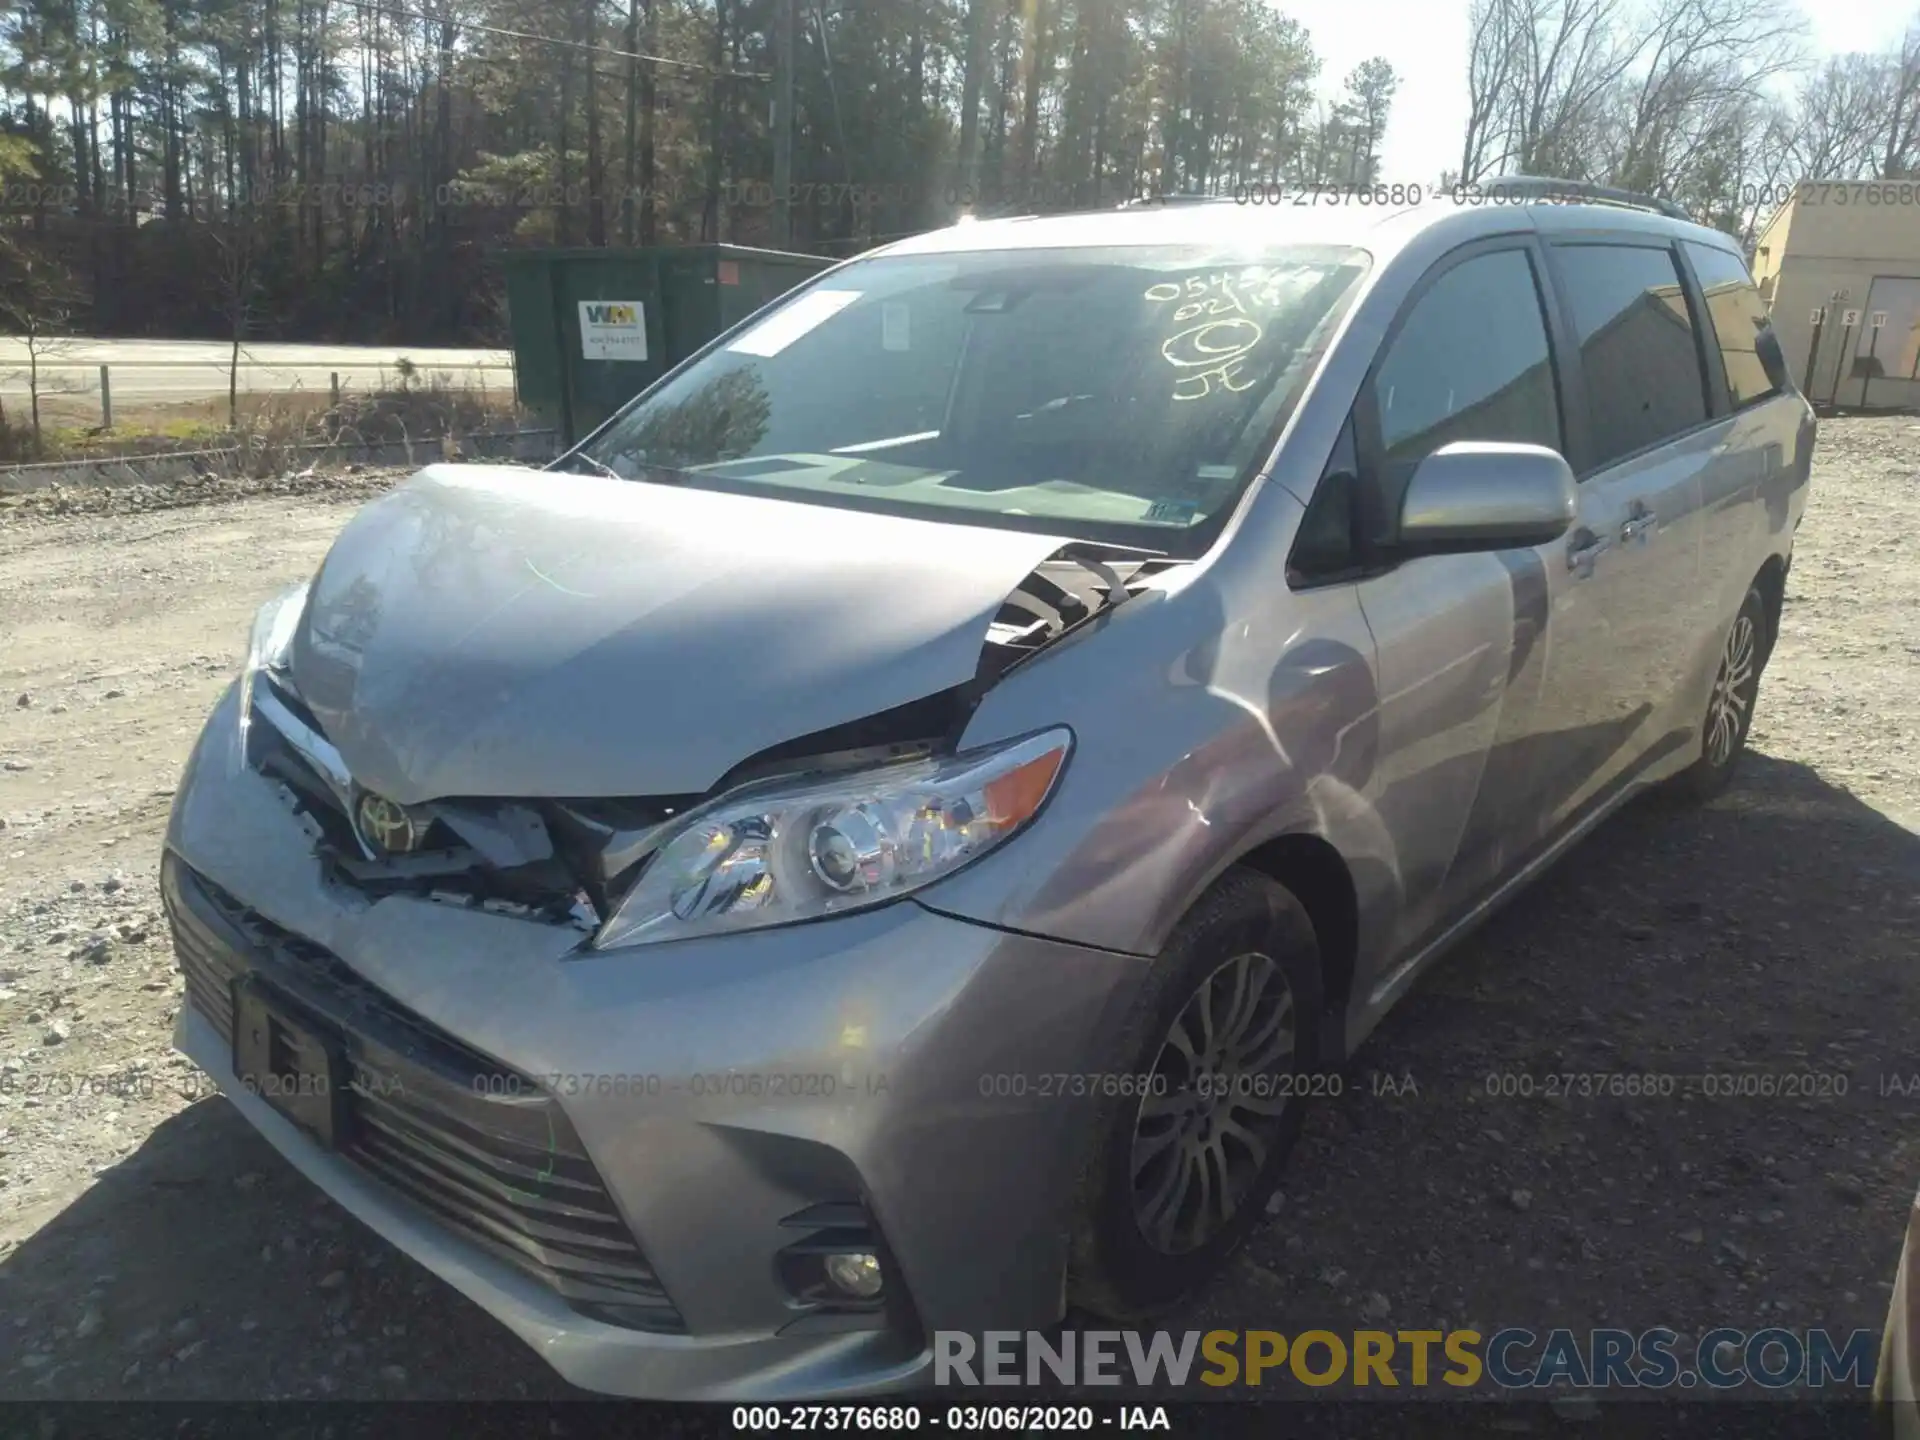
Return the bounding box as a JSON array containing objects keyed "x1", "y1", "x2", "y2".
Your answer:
[{"x1": 570, "y1": 243, "x2": 1371, "y2": 557}]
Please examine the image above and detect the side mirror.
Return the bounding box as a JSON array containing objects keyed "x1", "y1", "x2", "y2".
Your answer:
[
  {"x1": 1754, "y1": 325, "x2": 1791, "y2": 392},
  {"x1": 1397, "y1": 441, "x2": 1577, "y2": 556}
]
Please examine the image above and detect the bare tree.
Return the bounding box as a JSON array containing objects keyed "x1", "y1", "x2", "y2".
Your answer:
[
  {"x1": 0, "y1": 243, "x2": 79, "y2": 458},
  {"x1": 1608, "y1": 0, "x2": 1805, "y2": 196},
  {"x1": 1514, "y1": 0, "x2": 1644, "y2": 177},
  {"x1": 1786, "y1": 53, "x2": 1905, "y2": 180},
  {"x1": 211, "y1": 212, "x2": 267, "y2": 430},
  {"x1": 1463, "y1": 0, "x2": 1525, "y2": 179},
  {"x1": 1463, "y1": 0, "x2": 1646, "y2": 184},
  {"x1": 1881, "y1": 23, "x2": 1920, "y2": 177},
  {"x1": 1462, "y1": 0, "x2": 1815, "y2": 230},
  {"x1": 1725, "y1": 97, "x2": 1799, "y2": 247}
]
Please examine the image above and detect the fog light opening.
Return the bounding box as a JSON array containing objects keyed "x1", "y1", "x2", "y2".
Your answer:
[{"x1": 823, "y1": 1250, "x2": 884, "y2": 1300}]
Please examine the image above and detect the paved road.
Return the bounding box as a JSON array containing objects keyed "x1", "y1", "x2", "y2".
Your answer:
[{"x1": 0, "y1": 338, "x2": 514, "y2": 405}]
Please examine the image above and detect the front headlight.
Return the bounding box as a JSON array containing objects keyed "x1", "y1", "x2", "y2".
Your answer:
[
  {"x1": 232, "y1": 582, "x2": 309, "y2": 774},
  {"x1": 593, "y1": 727, "x2": 1073, "y2": 950}
]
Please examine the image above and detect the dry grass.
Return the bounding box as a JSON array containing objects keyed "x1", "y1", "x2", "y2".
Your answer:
[{"x1": 0, "y1": 367, "x2": 519, "y2": 468}]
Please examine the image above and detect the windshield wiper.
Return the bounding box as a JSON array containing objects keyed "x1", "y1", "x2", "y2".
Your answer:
[{"x1": 554, "y1": 451, "x2": 624, "y2": 480}]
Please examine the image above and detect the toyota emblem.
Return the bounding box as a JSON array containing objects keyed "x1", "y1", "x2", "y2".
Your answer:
[{"x1": 355, "y1": 791, "x2": 425, "y2": 856}]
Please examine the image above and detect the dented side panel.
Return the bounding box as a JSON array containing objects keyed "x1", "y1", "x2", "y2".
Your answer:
[{"x1": 922, "y1": 486, "x2": 1404, "y2": 985}]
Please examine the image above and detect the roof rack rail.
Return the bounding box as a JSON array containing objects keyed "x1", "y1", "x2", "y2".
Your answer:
[
  {"x1": 1117, "y1": 192, "x2": 1227, "y2": 209},
  {"x1": 1477, "y1": 175, "x2": 1692, "y2": 223}
]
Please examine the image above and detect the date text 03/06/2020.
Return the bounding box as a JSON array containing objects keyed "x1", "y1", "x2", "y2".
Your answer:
[{"x1": 730, "y1": 1405, "x2": 1173, "y2": 1432}]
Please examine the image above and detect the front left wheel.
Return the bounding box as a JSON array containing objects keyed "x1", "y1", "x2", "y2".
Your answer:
[{"x1": 1066, "y1": 868, "x2": 1324, "y2": 1321}]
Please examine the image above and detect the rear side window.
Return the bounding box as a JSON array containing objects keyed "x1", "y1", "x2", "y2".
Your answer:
[
  {"x1": 1683, "y1": 241, "x2": 1785, "y2": 407},
  {"x1": 1552, "y1": 244, "x2": 1709, "y2": 469},
  {"x1": 1372, "y1": 248, "x2": 1561, "y2": 468}
]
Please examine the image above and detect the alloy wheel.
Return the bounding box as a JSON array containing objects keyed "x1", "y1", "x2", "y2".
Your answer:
[
  {"x1": 1705, "y1": 611, "x2": 1759, "y2": 767},
  {"x1": 1129, "y1": 952, "x2": 1296, "y2": 1255}
]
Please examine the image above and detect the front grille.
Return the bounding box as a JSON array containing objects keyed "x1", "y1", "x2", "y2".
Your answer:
[{"x1": 163, "y1": 854, "x2": 683, "y2": 1331}]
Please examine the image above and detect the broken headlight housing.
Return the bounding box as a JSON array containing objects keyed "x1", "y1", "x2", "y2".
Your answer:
[
  {"x1": 592, "y1": 727, "x2": 1072, "y2": 950},
  {"x1": 233, "y1": 581, "x2": 309, "y2": 775}
]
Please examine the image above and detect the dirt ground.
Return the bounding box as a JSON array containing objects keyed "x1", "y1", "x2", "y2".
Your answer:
[{"x1": 1, "y1": 421, "x2": 1918, "y2": 1407}]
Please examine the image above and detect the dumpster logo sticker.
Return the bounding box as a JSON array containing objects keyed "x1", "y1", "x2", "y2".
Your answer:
[{"x1": 579, "y1": 301, "x2": 648, "y2": 361}]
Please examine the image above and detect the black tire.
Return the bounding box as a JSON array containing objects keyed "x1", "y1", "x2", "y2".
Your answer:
[
  {"x1": 1066, "y1": 867, "x2": 1324, "y2": 1320},
  {"x1": 1666, "y1": 583, "x2": 1769, "y2": 803}
]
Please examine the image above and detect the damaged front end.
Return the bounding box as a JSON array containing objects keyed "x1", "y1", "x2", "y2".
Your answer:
[
  {"x1": 244, "y1": 675, "x2": 625, "y2": 930},
  {"x1": 240, "y1": 539, "x2": 1180, "y2": 950},
  {"x1": 975, "y1": 545, "x2": 1180, "y2": 693}
]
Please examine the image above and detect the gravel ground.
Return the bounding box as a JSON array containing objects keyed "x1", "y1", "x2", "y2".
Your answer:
[{"x1": 1, "y1": 422, "x2": 1918, "y2": 1407}]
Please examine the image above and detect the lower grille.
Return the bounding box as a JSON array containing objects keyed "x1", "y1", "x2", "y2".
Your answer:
[{"x1": 163, "y1": 853, "x2": 683, "y2": 1331}]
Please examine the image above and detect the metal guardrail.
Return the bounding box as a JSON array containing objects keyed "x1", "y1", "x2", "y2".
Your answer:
[
  {"x1": 5, "y1": 359, "x2": 513, "y2": 370},
  {"x1": 0, "y1": 355, "x2": 517, "y2": 426}
]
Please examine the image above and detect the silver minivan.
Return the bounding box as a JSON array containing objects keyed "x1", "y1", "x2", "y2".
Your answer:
[{"x1": 165, "y1": 184, "x2": 1815, "y2": 1400}]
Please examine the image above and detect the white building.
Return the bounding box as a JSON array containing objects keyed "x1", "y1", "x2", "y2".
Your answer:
[{"x1": 1750, "y1": 181, "x2": 1920, "y2": 410}]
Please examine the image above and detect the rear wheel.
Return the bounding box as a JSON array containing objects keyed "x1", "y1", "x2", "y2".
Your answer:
[
  {"x1": 1667, "y1": 584, "x2": 1768, "y2": 802},
  {"x1": 1067, "y1": 868, "x2": 1323, "y2": 1320}
]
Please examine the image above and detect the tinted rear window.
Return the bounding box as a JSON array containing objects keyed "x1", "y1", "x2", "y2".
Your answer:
[
  {"x1": 1552, "y1": 244, "x2": 1710, "y2": 469},
  {"x1": 1684, "y1": 241, "x2": 1785, "y2": 407}
]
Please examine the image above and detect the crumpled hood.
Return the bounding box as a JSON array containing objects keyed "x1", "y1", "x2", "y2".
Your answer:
[{"x1": 287, "y1": 464, "x2": 1073, "y2": 803}]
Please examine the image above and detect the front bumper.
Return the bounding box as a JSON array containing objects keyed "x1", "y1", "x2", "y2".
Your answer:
[{"x1": 165, "y1": 686, "x2": 1148, "y2": 1400}]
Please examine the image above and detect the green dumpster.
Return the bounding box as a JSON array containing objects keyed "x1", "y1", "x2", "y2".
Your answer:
[{"x1": 504, "y1": 244, "x2": 833, "y2": 449}]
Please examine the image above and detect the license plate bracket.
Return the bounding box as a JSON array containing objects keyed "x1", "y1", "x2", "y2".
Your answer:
[{"x1": 231, "y1": 979, "x2": 354, "y2": 1148}]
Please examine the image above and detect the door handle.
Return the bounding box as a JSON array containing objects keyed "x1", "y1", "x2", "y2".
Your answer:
[
  {"x1": 1566, "y1": 531, "x2": 1611, "y2": 576},
  {"x1": 1619, "y1": 512, "x2": 1657, "y2": 543}
]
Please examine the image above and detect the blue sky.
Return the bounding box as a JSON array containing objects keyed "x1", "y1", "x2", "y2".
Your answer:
[{"x1": 1285, "y1": 0, "x2": 1919, "y2": 183}]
